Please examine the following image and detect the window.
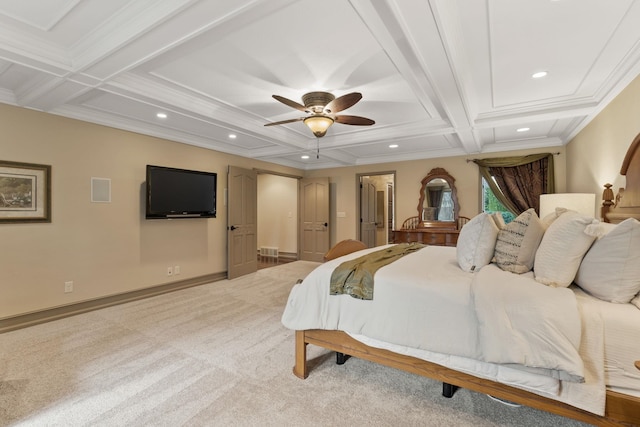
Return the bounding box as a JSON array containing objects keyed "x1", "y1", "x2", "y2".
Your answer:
[
  {"x1": 439, "y1": 190, "x2": 454, "y2": 221},
  {"x1": 474, "y1": 153, "x2": 554, "y2": 219},
  {"x1": 481, "y1": 177, "x2": 515, "y2": 223}
]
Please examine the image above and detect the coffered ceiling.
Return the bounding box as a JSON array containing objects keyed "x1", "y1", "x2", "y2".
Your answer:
[{"x1": 0, "y1": 0, "x2": 639, "y2": 169}]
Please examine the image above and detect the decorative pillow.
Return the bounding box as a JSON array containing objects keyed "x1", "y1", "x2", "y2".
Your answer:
[
  {"x1": 534, "y1": 211, "x2": 598, "y2": 288},
  {"x1": 584, "y1": 221, "x2": 617, "y2": 238},
  {"x1": 574, "y1": 218, "x2": 640, "y2": 302},
  {"x1": 493, "y1": 208, "x2": 544, "y2": 274},
  {"x1": 490, "y1": 212, "x2": 506, "y2": 230},
  {"x1": 456, "y1": 213, "x2": 499, "y2": 273},
  {"x1": 540, "y1": 207, "x2": 568, "y2": 230}
]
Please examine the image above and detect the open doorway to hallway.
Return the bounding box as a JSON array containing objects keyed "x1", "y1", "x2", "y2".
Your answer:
[
  {"x1": 257, "y1": 173, "x2": 299, "y2": 269},
  {"x1": 357, "y1": 172, "x2": 395, "y2": 248}
]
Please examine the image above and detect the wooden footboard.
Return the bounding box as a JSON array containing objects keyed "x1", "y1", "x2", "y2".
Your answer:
[{"x1": 294, "y1": 329, "x2": 640, "y2": 426}]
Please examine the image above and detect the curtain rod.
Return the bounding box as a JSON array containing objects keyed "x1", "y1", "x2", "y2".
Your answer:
[{"x1": 465, "y1": 152, "x2": 561, "y2": 163}]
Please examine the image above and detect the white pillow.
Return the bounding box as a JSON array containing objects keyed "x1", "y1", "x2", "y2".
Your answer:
[
  {"x1": 575, "y1": 218, "x2": 640, "y2": 302},
  {"x1": 490, "y1": 212, "x2": 506, "y2": 230},
  {"x1": 584, "y1": 221, "x2": 617, "y2": 238},
  {"x1": 494, "y1": 208, "x2": 544, "y2": 274},
  {"x1": 456, "y1": 213, "x2": 499, "y2": 273},
  {"x1": 534, "y1": 211, "x2": 598, "y2": 288},
  {"x1": 540, "y1": 207, "x2": 568, "y2": 230}
]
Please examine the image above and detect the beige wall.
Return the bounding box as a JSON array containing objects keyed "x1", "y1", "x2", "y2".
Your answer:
[
  {"x1": 566, "y1": 74, "x2": 640, "y2": 216},
  {"x1": 306, "y1": 147, "x2": 567, "y2": 245},
  {"x1": 0, "y1": 104, "x2": 301, "y2": 318}
]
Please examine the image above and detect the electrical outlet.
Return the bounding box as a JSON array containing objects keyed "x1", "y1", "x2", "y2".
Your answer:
[
  {"x1": 64, "y1": 281, "x2": 73, "y2": 293},
  {"x1": 174, "y1": 265, "x2": 180, "y2": 275},
  {"x1": 167, "y1": 266, "x2": 173, "y2": 276}
]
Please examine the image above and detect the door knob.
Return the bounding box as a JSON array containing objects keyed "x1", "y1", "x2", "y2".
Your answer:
[{"x1": 229, "y1": 225, "x2": 237, "y2": 230}]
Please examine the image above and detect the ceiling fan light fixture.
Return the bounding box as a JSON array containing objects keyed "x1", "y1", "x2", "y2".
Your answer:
[{"x1": 304, "y1": 116, "x2": 334, "y2": 137}]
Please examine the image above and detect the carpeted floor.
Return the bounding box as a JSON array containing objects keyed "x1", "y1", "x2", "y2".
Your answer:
[{"x1": 0, "y1": 261, "x2": 592, "y2": 426}]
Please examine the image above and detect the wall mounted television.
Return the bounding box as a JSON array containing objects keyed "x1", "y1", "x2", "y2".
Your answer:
[{"x1": 146, "y1": 165, "x2": 217, "y2": 219}]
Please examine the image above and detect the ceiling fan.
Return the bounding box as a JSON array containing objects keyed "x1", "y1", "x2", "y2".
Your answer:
[{"x1": 264, "y1": 91, "x2": 375, "y2": 137}]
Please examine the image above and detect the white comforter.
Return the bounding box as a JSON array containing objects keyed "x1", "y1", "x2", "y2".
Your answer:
[
  {"x1": 281, "y1": 245, "x2": 606, "y2": 414},
  {"x1": 472, "y1": 264, "x2": 583, "y2": 381},
  {"x1": 282, "y1": 245, "x2": 583, "y2": 381}
]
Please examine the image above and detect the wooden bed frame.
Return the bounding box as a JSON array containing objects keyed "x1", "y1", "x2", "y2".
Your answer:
[
  {"x1": 293, "y1": 133, "x2": 640, "y2": 426},
  {"x1": 293, "y1": 329, "x2": 640, "y2": 426}
]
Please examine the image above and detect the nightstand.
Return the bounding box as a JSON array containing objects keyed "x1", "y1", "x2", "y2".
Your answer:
[{"x1": 391, "y1": 228, "x2": 459, "y2": 247}]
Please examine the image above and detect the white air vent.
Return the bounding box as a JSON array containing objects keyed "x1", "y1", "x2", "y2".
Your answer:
[{"x1": 260, "y1": 247, "x2": 279, "y2": 258}]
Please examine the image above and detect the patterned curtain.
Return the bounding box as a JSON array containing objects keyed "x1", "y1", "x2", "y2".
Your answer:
[{"x1": 473, "y1": 153, "x2": 555, "y2": 216}]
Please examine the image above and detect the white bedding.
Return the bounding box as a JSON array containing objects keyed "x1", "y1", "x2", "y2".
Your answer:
[
  {"x1": 281, "y1": 244, "x2": 609, "y2": 415},
  {"x1": 472, "y1": 264, "x2": 583, "y2": 381},
  {"x1": 573, "y1": 286, "x2": 640, "y2": 398},
  {"x1": 350, "y1": 285, "x2": 613, "y2": 415},
  {"x1": 283, "y1": 245, "x2": 479, "y2": 356}
]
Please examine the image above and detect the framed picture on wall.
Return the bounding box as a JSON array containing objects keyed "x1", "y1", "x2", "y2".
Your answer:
[{"x1": 0, "y1": 160, "x2": 51, "y2": 223}]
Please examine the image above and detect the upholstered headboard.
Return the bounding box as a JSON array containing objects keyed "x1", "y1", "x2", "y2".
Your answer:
[{"x1": 603, "y1": 132, "x2": 640, "y2": 223}]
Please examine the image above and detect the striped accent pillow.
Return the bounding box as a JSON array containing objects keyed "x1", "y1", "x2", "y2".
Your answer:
[{"x1": 494, "y1": 208, "x2": 544, "y2": 274}]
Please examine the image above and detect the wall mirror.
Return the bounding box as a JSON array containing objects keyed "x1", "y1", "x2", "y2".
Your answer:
[{"x1": 416, "y1": 167, "x2": 459, "y2": 228}]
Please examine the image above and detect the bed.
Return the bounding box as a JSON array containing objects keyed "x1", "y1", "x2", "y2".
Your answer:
[{"x1": 282, "y1": 134, "x2": 640, "y2": 426}]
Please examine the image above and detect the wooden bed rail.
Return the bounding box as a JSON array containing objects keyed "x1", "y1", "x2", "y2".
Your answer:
[{"x1": 294, "y1": 329, "x2": 640, "y2": 426}]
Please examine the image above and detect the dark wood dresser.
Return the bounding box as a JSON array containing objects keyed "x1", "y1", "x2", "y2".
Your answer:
[{"x1": 391, "y1": 228, "x2": 459, "y2": 247}]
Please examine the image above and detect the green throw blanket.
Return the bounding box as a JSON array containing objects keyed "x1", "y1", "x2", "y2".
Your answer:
[{"x1": 330, "y1": 243, "x2": 426, "y2": 300}]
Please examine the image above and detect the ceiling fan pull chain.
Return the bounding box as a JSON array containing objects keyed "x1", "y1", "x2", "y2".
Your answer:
[{"x1": 316, "y1": 137, "x2": 320, "y2": 159}]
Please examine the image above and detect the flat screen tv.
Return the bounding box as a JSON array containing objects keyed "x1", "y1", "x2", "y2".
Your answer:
[{"x1": 146, "y1": 165, "x2": 217, "y2": 219}]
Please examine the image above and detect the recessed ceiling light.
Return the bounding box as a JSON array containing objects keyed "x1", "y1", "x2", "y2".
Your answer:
[
  {"x1": 389, "y1": 144, "x2": 399, "y2": 148},
  {"x1": 301, "y1": 155, "x2": 309, "y2": 159},
  {"x1": 517, "y1": 127, "x2": 530, "y2": 132},
  {"x1": 531, "y1": 71, "x2": 548, "y2": 79},
  {"x1": 156, "y1": 112, "x2": 167, "y2": 119},
  {"x1": 228, "y1": 134, "x2": 237, "y2": 139}
]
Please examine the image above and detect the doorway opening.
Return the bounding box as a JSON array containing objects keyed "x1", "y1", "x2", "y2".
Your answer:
[
  {"x1": 257, "y1": 173, "x2": 299, "y2": 269},
  {"x1": 357, "y1": 172, "x2": 395, "y2": 248}
]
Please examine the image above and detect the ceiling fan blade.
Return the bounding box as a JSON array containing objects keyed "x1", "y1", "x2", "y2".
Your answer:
[
  {"x1": 325, "y1": 92, "x2": 362, "y2": 113},
  {"x1": 264, "y1": 117, "x2": 305, "y2": 126},
  {"x1": 272, "y1": 95, "x2": 307, "y2": 112},
  {"x1": 335, "y1": 115, "x2": 375, "y2": 126}
]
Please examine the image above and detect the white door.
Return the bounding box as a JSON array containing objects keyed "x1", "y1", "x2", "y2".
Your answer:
[
  {"x1": 299, "y1": 177, "x2": 329, "y2": 262},
  {"x1": 227, "y1": 166, "x2": 257, "y2": 279}
]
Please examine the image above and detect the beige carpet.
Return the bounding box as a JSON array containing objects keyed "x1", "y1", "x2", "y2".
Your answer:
[{"x1": 0, "y1": 261, "x2": 591, "y2": 426}]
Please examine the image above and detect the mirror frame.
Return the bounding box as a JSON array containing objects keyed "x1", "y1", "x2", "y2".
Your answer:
[{"x1": 416, "y1": 167, "x2": 459, "y2": 229}]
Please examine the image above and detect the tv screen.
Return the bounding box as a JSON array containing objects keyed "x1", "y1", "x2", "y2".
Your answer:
[{"x1": 146, "y1": 165, "x2": 217, "y2": 219}]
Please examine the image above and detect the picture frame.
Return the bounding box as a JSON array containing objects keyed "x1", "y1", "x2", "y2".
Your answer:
[{"x1": 0, "y1": 160, "x2": 51, "y2": 223}]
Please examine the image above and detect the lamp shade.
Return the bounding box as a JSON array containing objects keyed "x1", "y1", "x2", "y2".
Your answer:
[
  {"x1": 304, "y1": 116, "x2": 334, "y2": 137},
  {"x1": 539, "y1": 193, "x2": 596, "y2": 219}
]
